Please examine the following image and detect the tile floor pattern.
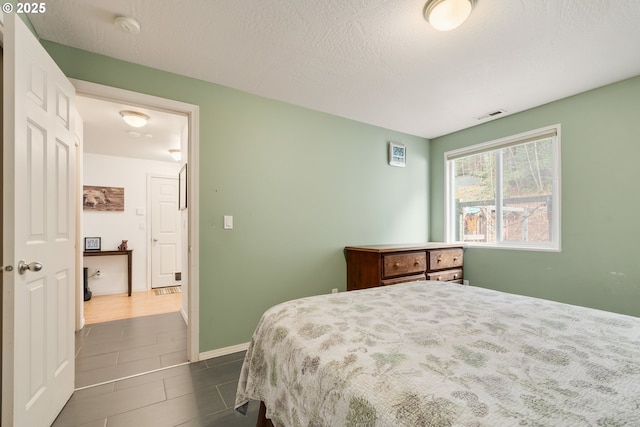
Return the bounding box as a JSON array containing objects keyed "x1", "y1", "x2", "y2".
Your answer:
[
  {"x1": 53, "y1": 352, "x2": 260, "y2": 427},
  {"x1": 75, "y1": 311, "x2": 189, "y2": 388}
]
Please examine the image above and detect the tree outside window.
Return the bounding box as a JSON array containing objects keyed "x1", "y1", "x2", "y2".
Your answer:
[{"x1": 446, "y1": 126, "x2": 560, "y2": 250}]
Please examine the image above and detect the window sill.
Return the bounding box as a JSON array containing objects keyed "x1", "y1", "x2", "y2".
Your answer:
[{"x1": 453, "y1": 242, "x2": 561, "y2": 252}]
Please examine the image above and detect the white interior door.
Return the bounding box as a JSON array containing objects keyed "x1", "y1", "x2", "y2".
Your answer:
[
  {"x1": 2, "y1": 14, "x2": 77, "y2": 427},
  {"x1": 150, "y1": 176, "x2": 181, "y2": 288}
]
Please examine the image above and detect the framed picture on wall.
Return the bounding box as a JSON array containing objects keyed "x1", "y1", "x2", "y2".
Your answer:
[
  {"x1": 179, "y1": 163, "x2": 188, "y2": 210},
  {"x1": 84, "y1": 237, "x2": 101, "y2": 251},
  {"x1": 83, "y1": 186, "x2": 125, "y2": 211},
  {"x1": 388, "y1": 142, "x2": 406, "y2": 167}
]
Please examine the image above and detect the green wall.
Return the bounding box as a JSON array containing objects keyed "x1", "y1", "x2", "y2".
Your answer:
[
  {"x1": 6, "y1": 1, "x2": 37, "y2": 35},
  {"x1": 430, "y1": 75, "x2": 640, "y2": 317},
  {"x1": 41, "y1": 42, "x2": 429, "y2": 351}
]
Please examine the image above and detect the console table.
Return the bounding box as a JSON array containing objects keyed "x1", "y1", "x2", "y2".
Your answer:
[{"x1": 83, "y1": 250, "x2": 133, "y2": 296}]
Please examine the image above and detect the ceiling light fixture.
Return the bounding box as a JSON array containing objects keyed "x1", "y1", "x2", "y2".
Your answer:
[
  {"x1": 120, "y1": 110, "x2": 150, "y2": 128},
  {"x1": 114, "y1": 16, "x2": 141, "y2": 35},
  {"x1": 424, "y1": 0, "x2": 477, "y2": 31},
  {"x1": 169, "y1": 149, "x2": 181, "y2": 161}
]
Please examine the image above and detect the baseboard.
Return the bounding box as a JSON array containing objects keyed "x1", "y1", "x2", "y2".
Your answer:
[
  {"x1": 199, "y1": 342, "x2": 250, "y2": 361},
  {"x1": 180, "y1": 306, "x2": 188, "y2": 325},
  {"x1": 89, "y1": 290, "x2": 129, "y2": 296}
]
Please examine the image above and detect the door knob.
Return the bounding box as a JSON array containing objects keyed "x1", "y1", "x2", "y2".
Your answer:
[
  {"x1": 18, "y1": 260, "x2": 43, "y2": 275},
  {"x1": 153, "y1": 237, "x2": 158, "y2": 242}
]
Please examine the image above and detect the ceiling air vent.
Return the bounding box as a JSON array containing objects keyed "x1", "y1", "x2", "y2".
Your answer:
[{"x1": 477, "y1": 109, "x2": 506, "y2": 120}]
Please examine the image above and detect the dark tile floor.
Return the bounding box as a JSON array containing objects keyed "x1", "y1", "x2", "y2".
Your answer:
[
  {"x1": 53, "y1": 351, "x2": 259, "y2": 427},
  {"x1": 75, "y1": 311, "x2": 189, "y2": 388},
  {"x1": 57, "y1": 311, "x2": 258, "y2": 426}
]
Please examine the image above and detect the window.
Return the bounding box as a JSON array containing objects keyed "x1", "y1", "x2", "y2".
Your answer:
[{"x1": 445, "y1": 125, "x2": 560, "y2": 251}]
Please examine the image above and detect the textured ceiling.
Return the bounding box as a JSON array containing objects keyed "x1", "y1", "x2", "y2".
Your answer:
[{"x1": 30, "y1": 0, "x2": 640, "y2": 139}]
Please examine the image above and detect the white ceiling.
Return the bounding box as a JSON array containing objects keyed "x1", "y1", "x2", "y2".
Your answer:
[
  {"x1": 76, "y1": 95, "x2": 187, "y2": 162},
  {"x1": 30, "y1": 0, "x2": 640, "y2": 140}
]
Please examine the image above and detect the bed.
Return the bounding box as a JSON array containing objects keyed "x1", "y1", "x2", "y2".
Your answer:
[{"x1": 235, "y1": 281, "x2": 640, "y2": 426}]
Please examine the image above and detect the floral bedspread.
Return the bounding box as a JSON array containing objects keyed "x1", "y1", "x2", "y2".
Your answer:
[{"x1": 235, "y1": 281, "x2": 640, "y2": 426}]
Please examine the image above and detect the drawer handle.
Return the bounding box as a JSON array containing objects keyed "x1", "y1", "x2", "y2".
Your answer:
[
  {"x1": 453, "y1": 274, "x2": 458, "y2": 279},
  {"x1": 394, "y1": 262, "x2": 400, "y2": 268},
  {"x1": 437, "y1": 276, "x2": 442, "y2": 281},
  {"x1": 414, "y1": 259, "x2": 420, "y2": 266},
  {"x1": 437, "y1": 256, "x2": 442, "y2": 263},
  {"x1": 453, "y1": 257, "x2": 458, "y2": 262}
]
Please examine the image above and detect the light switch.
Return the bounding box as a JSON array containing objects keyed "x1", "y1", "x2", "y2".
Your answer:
[
  {"x1": 136, "y1": 208, "x2": 145, "y2": 216},
  {"x1": 223, "y1": 215, "x2": 233, "y2": 229}
]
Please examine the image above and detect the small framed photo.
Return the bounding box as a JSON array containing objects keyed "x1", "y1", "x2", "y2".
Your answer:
[
  {"x1": 389, "y1": 142, "x2": 406, "y2": 167},
  {"x1": 84, "y1": 237, "x2": 101, "y2": 251}
]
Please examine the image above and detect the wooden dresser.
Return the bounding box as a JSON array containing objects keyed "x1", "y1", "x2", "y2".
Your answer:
[{"x1": 345, "y1": 243, "x2": 464, "y2": 291}]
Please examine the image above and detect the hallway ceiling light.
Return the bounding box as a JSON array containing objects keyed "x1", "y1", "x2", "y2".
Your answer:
[
  {"x1": 120, "y1": 110, "x2": 150, "y2": 127},
  {"x1": 424, "y1": 0, "x2": 477, "y2": 31},
  {"x1": 169, "y1": 149, "x2": 181, "y2": 161}
]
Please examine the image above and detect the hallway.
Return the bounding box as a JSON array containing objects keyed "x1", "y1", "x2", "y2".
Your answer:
[{"x1": 83, "y1": 289, "x2": 182, "y2": 324}]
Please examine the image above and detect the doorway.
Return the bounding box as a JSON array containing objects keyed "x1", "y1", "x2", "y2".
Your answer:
[
  {"x1": 72, "y1": 80, "x2": 200, "y2": 387},
  {"x1": 149, "y1": 175, "x2": 181, "y2": 289}
]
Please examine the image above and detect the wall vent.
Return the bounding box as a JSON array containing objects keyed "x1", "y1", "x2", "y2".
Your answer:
[{"x1": 477, "y1": 109, "x2": 506, "y2": 120}]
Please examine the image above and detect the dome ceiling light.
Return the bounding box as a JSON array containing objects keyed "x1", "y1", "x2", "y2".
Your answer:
[
  {"x1": 424, "y1": 0, "x2": 477, "y2": 31},
  {"x1": 120, "y1": 110, "x2": 150, "y2": 128}
]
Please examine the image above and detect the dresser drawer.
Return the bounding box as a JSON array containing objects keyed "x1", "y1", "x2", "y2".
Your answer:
[
  {"x1": 426, "y1": 268, "x2": 462, "y2": 282},
  {"x1": 382, "y1": 274, "x2": 427, "y2": 286},
  {"x1": 428, "y1": 248, "x2": 463, "y2": 270},
  {"x1": 383, "y1": 252, "x2": 427, "y2": 278}
]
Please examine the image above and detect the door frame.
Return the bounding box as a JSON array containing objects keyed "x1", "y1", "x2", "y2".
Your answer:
[{"x1": 71, "y1": 79, "x2": 200, "y2": 362}]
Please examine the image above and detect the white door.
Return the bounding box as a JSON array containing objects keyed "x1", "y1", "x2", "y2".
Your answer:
[
  {"x1": 150, "y1": 176, "x2": 181, "y2": 288},
  {"x1": 2, "y1": 14, "x2": 77, "y2": 427}
]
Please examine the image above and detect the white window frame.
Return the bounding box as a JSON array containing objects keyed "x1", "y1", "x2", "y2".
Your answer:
[{"x1": 444, "y1": 124, "x2": 561, "y2": 251}]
